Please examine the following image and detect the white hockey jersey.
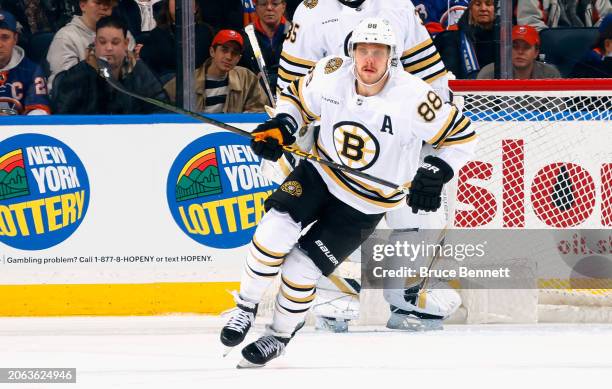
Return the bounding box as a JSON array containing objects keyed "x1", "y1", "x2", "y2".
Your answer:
[
  {"x1": 277, "y1": 0, "x2": 449, "y2": 96},
  {"x1": 277, "y1": 56, "x2": 475, "y2": 215}
]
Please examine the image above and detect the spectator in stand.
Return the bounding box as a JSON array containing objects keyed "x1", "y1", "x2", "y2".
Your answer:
[
  {"x1": 518, "y1": 0, "x2": 611, "y2": 31},
  {"x1": 434, "y1": 0, "x2": 497, "y2": 79},
  {"x1": 164, "y1": 29, "x2": 267, "y2": 113},
  {"x1": 0, "y1": 1, "x2": 77, "y2": 61},
  {"x1": 243, "y1": 0, "x2": 257, "y2": 26},
  {"x1": 0, "y1": 1, "x2": 78, "y2": 35},
  {"x1": 52, "y1": 14, "x2": 167, "y2": 114},
  {"x1": 139, "y1": 0, "x2": 213, "y2": 81},
  {"x1": 412, "y1": 0, "x2": 468, "y2": 36},
  {"x1": 46, "y1": 0, "x2": 136, "y2": 92},
  {"x1": 0, "y1": 10, "x2": 50, "y2": 115},
  {"x1": 477, "y1": 25, "x2": 561, "y2": 79},
  {"x1": 196, "y1": 0, "x2": 243, "y2": 30},
  {"x1": 571, "y1": 14, "x2": 612, "y2": 77},
  {"x1": 240, "y1": 0, "x2": 288, "y2": 95},
  {"x1": 116, "y1": 0, "x2": 162, "y2": 40}
]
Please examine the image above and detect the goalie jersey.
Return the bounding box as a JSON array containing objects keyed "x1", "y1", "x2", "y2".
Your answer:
[
  {"x1": 277, "y1": 0, "x2": 448, "y2": 95},
  {"x1": 276, "y1": 56, "x2": 476, "y2": 215}
]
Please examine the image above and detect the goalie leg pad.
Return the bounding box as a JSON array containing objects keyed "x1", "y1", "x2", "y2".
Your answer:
[
  {"x1": 240, "y1": 209, "x2": 301, "y2": 303},
  {"x1": 383, "y1": 284, "x2": 462, "y2": 320}
]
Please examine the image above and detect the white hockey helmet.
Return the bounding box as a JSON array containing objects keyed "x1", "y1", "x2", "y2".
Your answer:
[{"x1": 349, "y1": 17, "x2": 398, "y2": 62}]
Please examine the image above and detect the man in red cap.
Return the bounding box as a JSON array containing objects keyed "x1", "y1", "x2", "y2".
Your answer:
[
  {"x1": 477, "y1": 24, "x2": 561, "y2": 79},
  {"x1": 164, "y1": 29, "x2": 267, "y2": 113}
]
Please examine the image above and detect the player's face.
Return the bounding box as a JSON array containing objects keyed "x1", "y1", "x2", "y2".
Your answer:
[
  {"x1": 95, "y1": 26, "x2": 128, "y2": 69},
  {"x1": 0, "y1": 29, "x2": 17, "y2": 68},
  {"x1": 470, "y1": 0, "x2": 494, "y2": 27},
  {"x1": 354, "y1": 43, "x2": 390, "y2": 84},
  {"x1": 210, "y1": 42, "x2": 242, "y2": 73},
  {"x1": 80, "y1": 0, "x2": 115, "y2": 26},
  {"x1": 255, "y1": 0, "x2": 286, "y2": 26},
  {"x1": 512, "y1": 40, "x2": 538, "y2": 71}
]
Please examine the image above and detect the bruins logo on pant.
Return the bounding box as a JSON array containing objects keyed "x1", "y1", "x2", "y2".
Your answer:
[
  {"x1": 281, "y1": 181, "x2": 303, "y2": 197},
  {"x1": 332, "y1": 121, "x2": 379, "y2": 170}
]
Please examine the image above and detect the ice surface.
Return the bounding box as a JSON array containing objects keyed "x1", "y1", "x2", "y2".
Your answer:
[{"x1": 0, "y1": 316, "x2": 611, "y2": 388}]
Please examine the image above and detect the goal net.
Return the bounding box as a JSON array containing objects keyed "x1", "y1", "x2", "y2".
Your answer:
[
  {"x1": 449, "y1": 79, "x2": 612, "y2": 324},
  {"x1": 260, "y1": 79, "x2": 612, "y2": 326}
]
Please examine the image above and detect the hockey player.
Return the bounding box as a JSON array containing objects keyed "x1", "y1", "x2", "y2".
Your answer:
[
  {"x1": 220, "y1": 18, "x2": 476, "y2": 367},
  {"x1": 0, "y1": 10, "x2": 50, "y2": 115},
  {"x1": 277, "y1": 0, "x2": 449, "y2": 96},
  {"x1": 272, "y1": 0, "x2": 462, "y2": 331}
]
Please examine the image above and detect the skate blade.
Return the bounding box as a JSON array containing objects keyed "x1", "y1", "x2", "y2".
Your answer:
[
  {"x1": 222, "y1": 346, "x2": 234, "y2": 357},
  {"x1": 237, "y1": 358, "x2": 265, "y2": 369}
]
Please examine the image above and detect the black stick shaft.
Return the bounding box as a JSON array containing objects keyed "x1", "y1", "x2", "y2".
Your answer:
[{"x1": 98, "y1": 69, "x2": 408, "y2": 193}]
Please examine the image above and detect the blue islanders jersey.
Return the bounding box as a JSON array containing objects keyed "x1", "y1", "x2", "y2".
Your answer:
[{"x1": 0, "y1": 52, "x2": 50, "y2": 115}]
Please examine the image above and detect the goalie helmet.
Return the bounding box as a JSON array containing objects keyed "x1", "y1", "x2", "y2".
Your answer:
[{"x1": 349, "y1": 17, "x2": 398, "y2": 65}]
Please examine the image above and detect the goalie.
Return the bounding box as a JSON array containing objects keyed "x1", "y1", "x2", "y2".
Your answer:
[{"x1": 220, "y1": 18, "x2": 475, "y2": 368}]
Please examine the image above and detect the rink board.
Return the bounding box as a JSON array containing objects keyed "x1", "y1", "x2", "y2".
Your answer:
[
  {"x1": 0, "y1": 114, "x2": 265, "y2": 316},
  {"x1": 0, "y1": 114, "x2": 609, "y2": 316}
]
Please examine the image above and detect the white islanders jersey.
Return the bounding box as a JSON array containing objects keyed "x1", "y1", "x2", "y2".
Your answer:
[
  {"x1": 278, "y1": 0, "x2": 448, "y2": 95},
  {"x1": 277, "y1": 56, "x2": 476, "y2": 215}
]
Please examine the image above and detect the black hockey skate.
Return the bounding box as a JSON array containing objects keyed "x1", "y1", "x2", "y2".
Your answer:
[
  {"x1": 220, "y1": 293, "x2": 258, "y2": 352},
  {"x1": 237, "y1": 322, "x2": 304, "y2": 368}
]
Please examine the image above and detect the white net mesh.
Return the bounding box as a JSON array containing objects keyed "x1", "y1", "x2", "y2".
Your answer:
[
  {"x1": 451, "y1": 80, "x2": 612, "y2": 323},
  {"x1": 261, "y1": 80, "x2": 612, "y2": 325}
]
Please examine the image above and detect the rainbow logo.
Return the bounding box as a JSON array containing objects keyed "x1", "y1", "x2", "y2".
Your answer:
[
  {"x1": 175, "y1": 148, "x2": 222, "y2": 202},
  {"x1": 167, "y1": 132, "x2": 278, "y2": 249},
  {"x1": 0, "y1": 149, "x2": 29, "y2": 201},
  {"x1": 0, "y1": 134, "x2": 89, "y2": 250}
]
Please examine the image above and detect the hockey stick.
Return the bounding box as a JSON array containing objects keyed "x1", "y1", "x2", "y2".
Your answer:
[
  {"x1": 244, "y1": 25, "x2": 276, "y2": 107},
  {"x1": 96, "y1": 62, "x2": 409, "y2": 194}
]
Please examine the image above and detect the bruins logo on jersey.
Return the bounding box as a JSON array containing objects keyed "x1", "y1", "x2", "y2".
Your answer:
[
  {"x1": 281, "y1": 181, "x2": 303, "y2": 197},
  {"x1": 303, "y1": 0, "x2": 318, "y2": 9},
  {"x1": 332, "y1": 121, "x2": 380, "y2": 171},
  {"x1": 324, "y1": 58, "x2": 343, "y2": 74}
]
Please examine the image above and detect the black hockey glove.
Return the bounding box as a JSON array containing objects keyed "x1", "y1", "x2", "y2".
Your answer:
[
  {"x1": 250, "y1": 114, "x2": 297, "y2": 161},
  {"x1": 408, "y1": 156, "x2": 454, "y2": 214}
]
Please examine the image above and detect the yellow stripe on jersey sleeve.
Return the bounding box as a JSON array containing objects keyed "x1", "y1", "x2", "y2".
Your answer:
[
  {"x1": 297, "y1": 77, "x2": 319, "y2": 122},
  {"x1": 404, "y1": 52, "x2": 443, "y2": 73},
  {"x1": 278, "y1": 67, "x2": 302, "y2": 84},
  {"x1": 437, "y1": 132, "x2": 477, "y2": 147},
  {"x1": 279, "y1": 94, "x2": 314, "y2": 125},
  {"x1": 280, "y1": 51, "x2": 316, "y2": 69},
  {"x1": 279, "y1": 79, "x2": 318, "y2": 124},
  {"x1": 422, "y1": 68, "x2": 448, "y2": 84},
  {"x1": 434, "y1": 116, "x2": 471, "y2": 148},
  {"x1": 427, "y1": 106, "x2": 459, "y2": 146},
  {"x1": 400, "y1": 39, "x2": 434, "y2": 60}
]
